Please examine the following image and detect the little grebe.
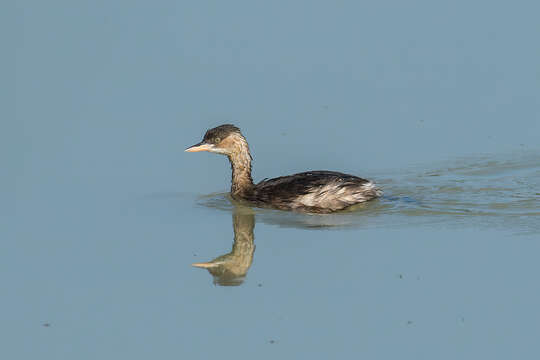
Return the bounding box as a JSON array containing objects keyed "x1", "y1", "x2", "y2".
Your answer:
[{"x1": 186, "y1": 124, "x2": 381, "y2": 213}]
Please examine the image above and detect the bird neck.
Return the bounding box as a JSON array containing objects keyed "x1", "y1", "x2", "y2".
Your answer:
[{"x1": 227, "y1": 138, "x2": 254, "y2": 197}]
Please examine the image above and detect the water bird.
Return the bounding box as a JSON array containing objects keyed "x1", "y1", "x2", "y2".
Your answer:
[{"x1": 186, "y1": 124, "x2": 381, "y2": 213}]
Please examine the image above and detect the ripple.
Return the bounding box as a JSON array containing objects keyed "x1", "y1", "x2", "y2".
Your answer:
[{"x1": 197, "y1": 151, "x2": 540, "y2": 234}]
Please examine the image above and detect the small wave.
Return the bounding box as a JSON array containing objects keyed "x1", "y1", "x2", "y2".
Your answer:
[{"x1": 197, "y1": 151, "x2": 540, "y2": 234}]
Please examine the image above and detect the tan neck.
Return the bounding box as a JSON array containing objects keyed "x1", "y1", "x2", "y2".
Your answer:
[{"x1": 227, "y1": 136, "x2": 254, "y2": 197}]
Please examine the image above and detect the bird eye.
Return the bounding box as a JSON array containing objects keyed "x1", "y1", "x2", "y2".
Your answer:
[{"x1": 214, "y1": 137, "x2": 221, "y2": 143}]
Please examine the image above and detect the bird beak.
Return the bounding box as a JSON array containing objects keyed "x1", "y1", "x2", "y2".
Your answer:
[
  {"x1": 185, "y1": 142, "x2": 214, "y2": 152},
  {"x1": 192, "y1": 262, "x2": 218, "y2": 268}
]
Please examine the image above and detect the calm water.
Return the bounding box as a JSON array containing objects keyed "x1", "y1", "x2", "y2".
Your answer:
[{"x1": 7, "y1": 1, "x2": 540, "y2": 359}]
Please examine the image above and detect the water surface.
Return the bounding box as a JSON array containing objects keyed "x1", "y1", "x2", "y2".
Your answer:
[
  {"x1": 199, "y1": 152, "x2": 540, "y2": 234},
  {"x1": 8, "y1": 0, "x2": 540, "y2": 359}
]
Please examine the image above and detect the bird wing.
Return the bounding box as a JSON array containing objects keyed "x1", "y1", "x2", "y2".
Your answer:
[{"x1": 253, "y1": 171, "x2": 369, "y2": 205}]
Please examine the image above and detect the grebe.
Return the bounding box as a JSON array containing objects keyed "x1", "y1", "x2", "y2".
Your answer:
[{"x1": 186, "y1": 124, "x2": 382, "y2": 213}]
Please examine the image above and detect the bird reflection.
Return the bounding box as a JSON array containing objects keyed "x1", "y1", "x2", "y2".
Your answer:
[{"x1": 192, "y1": 207, "x2": 255, "y2": 286}]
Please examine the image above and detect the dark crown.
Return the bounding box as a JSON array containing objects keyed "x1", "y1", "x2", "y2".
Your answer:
[{"x1": 203, "y1": 124, "x2": 242, "y2": 144}]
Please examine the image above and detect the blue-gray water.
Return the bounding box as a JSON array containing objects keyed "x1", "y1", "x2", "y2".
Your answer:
[{"x1": 6, "y1": 1, "x2": 540, "y2": 359}]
